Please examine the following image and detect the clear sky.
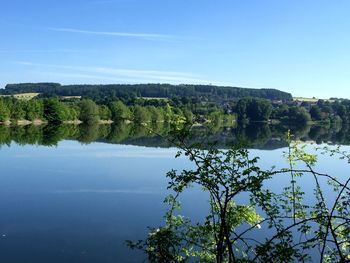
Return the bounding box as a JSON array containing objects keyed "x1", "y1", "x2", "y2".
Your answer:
[{"x1": 0, "y1": 0, "x2": 349, "y2": 98}]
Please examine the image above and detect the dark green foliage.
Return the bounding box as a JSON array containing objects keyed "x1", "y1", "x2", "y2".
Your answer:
[
  {"x1": 43, "y1": 99, "x2": 69, "y2": 123},
  {"x1": 24, "y1": 99, "x2": 44, "y2": 121},
  {"x1": 79, "y1": 99, "x2": 100, "y2": 124},
  {"x1": 172, "y1": 108, "x2": 184, "y2": 121},
  {"x1": 11, "y1": 100, "x2": 26, "y2": 120},
  {"x1": 132, "y1": 105, "x2": 151, "y2": 124},
  {"x1": 0, "y1": 125, "x2": 11, "y2": 144},
  {"x1": 78, "y1": 124, "x2": 100, "y2": 143},
  {"x1": 2, "y1": 83, "x2": 61, "y2": 95},
  {"x1": 182, "y1": 108, "x2": 194, "y2": 123},
  {"x1": 206, "y1": 110, "x2": 225, "y2": 129},
  {"x1": 286, "y1": 106, "x2": 311, "y2": 124},
  {"x1": 0, "y1": 98, "x2": 10, "y2": 122},
  {"x1": 272, "y1": 104, "x2": 289, "y2": 120},
  {"x1": 65, "y1": 105, "x2": 80, "y2": 121},
  {"x1": 273, "y1": 105, "x2": 311, "y2": 124},
  {"x1": 99, "y1": 105, "x2": 112, "y2": 120},
  {"x1": 247, "y1": 98, "x2": 272, "y2": 121},
  {"x1": 109, "y1": 101, "x2": 132, "y2": 121},
  {"x1": 106, "y1": 122, "x2": 132, "y2": 143},
  {"x1": 41, "y1": 124, "x2": 79, "y2": 146},
  {"x1": 2, "y1": 83, "x2": 293, "y2": 103},
  {"x1": 235, "y1": 97, "x2": 273, "y2": 122},
  {"x1": 147, "y1": 106, "x2": 164, "y2": 123},
  {"x1": 309, "y1": 105, "x2": 322, "y2": 120}
]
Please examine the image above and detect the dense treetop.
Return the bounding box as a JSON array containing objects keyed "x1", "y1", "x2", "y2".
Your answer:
[{"x1": 2, "y1": 83, "x2": 293, "y2": 103}]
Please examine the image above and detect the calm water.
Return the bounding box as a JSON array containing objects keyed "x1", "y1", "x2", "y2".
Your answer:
[
  {"x1": 0, "y1": 141, "x2": 210, "y2": 262},
  {"x1": 0, "y1": 125, "x2": 349, "y2": 262}
]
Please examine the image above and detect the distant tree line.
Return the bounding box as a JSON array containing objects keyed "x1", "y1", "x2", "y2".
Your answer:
[
  {"x1": 2, "y1": 95, "x2": 350, "y2": 126},
  {"x1": 2, "y1": 83, "x2": 350, "y2": 126},
  {"x1": 0, "y1": 97, "x2": 200, "y2": 125},
  {"x1": 1, "y1": 83, "x2": 293, "y2": 103},
  {"x1": 233, "y1": 97, "x2": 350, "y2": 125}
]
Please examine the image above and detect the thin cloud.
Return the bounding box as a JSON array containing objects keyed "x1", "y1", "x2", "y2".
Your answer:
[
  {"x1": 13, "y1": 61, "x2": 217, "y2": 85},
  {"x1": 0, "y1": 49, "x2": 98, "y2": 53},
  {"x1": 47, "y1": 27, "x2": 177, "y2": 41},
  {"x1": 52, "y1": 189, "x2": 163, "y2": 194}
]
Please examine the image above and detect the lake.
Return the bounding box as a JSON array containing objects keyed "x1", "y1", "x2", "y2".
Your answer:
[{"x1": 0, "y1": 123, "x2": 349, "y2": 262}]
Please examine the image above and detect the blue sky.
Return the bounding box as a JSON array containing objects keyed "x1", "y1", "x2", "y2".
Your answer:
[{"x1": 0, "y1": 0, "x2": 349, "y2": 98}]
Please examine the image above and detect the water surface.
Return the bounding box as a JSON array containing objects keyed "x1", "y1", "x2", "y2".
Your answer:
[{"x1": 0, "y1": 124, "x2": 349, "y2": 262}]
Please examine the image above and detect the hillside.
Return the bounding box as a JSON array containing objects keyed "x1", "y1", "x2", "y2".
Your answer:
[{"x1": 1, "y1": 83, "x2": 293, "y2": 103}]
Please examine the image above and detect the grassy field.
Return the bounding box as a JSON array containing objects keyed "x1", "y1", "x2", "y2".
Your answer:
[
  {"x1": 140, "y1": 97, "x2": 169, "y2": 101},
  {"x1": 0, "y1": 94, "x2": 83, "y2": 100},
  {"x1": 293, "y1": 97, "x2": 335, "y2": 103},
  {"x1": 293, "y1": 97, "x2": 319, "y2": 102},
  {"x1": 13, "y1": 93, "x2": 40, "y2": 100},
  {"x1": 61, "y1": 96, "x2": 82, "y2": 99}
]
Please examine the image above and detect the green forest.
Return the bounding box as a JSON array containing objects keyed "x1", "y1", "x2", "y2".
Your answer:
[
  {"x1": 1, "y1": 83, "x2": 293, "y2": 103},
  {"x1": 1, "y1": 83, "x2": 350, "y2": 126}
]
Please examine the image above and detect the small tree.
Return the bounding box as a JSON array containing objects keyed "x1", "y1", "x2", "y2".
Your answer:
[
  {"x1": 79, "y1": 99, "x2": 100, "y2": 124},
  {"x1": 43, "y1": 99, "x2": 68, "y2": 123},
  {"x1": 109, "y1": 101, "x2": 131, "y2": 121},
  {"x1": 133, "y1": 105, "x2": 151, "y2": 124},
  {"x1": 25, "y1": 99, "x2": 44, "y2": 121},
  {"x1": 128, "y1": 132, "x2": 350, "y2": 262}
]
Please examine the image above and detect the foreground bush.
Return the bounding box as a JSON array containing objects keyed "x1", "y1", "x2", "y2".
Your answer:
[{"x1": 128, "y1": 132, "x2": 350, "y2": 262}]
